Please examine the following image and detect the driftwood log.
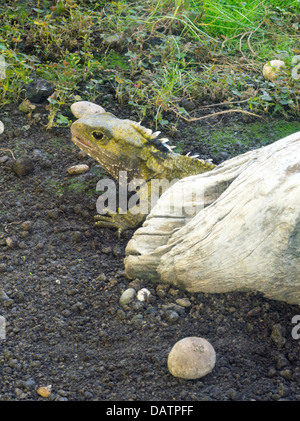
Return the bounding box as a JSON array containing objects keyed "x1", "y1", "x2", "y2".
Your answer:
[{"x1": 125, "y1": 131, "x2": 300, "y2": 305}]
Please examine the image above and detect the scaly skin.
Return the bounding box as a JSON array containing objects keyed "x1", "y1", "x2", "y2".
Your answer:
[{"x1": 71, "y1": 111, "x2": 215, "y2": 234}]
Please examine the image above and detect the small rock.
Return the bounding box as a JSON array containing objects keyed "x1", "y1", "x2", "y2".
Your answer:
[
  {"x1": 47, "y1": 209, "x2": 59, "y2": 219},
  {"x1": 247, "y1": 306, "x2": 261, "y2": 317},
  {"x1": 271, "y1": 324, "x2": 286, "y2": 347},
  {"x1": 227, "y1": 388, "x2": 239, "y2": 401},
  {"x1": 276, "y1": 355, "x2": 289, "y2": 370},
  {"x1": 137, "y1": 288, "x2": 151, "y2": 302},
  {"x1": 67, "y1": 164, "x2": 89, "y2": 175},
  {"x1": 18, "y1": 99, "x2": 36, "y2": 113},
  {"x1": 165, "y1": 310, "x2": 179, "y2": 324},
  {"x1": 37, "y1": 385, "x2": 52, "y2": 398},
  {"x1": 101, "y1": 246, "x2": 112, "y2": 254},
  {"x1": 71, "y1": 101, "x2": 105, "y2": 119},
  {"x1": 24, "y1": 379, "x2": 36, "y2": 389},
  {"x1": 15, "y1": 388, "x2": 26, "y2": 399},
  {"x1": 21, "y1": 220, "x2": 33, "y2": 231},
  {"x1": 156, "y1": 285, "x2": 168, "y2": 298},
  {"x1": 167, "y1": 337, "x2": 216, "y2": 380},
  {"x1": 25, "y1": 78, "x2": 55, "y2": 103},
  {"x1": 0, "y1": 289, "x2": 10, "y2": 302},
  {"x1": 6, "y1": 237, "x2": 16, "y2": 248},
  {"x1": 0, "y1": 263, "x2": 7, "y2": 272},
  {"x1": 262, "y1": 60, "x2": 286, "y2": 81},
  {"x1": 279, "y1": 369, "x2": 292, "y2": 380},
  {"x1": 0, "y1": 155, "x2": 9, "y2": 163},
  {"x1": 116, "y1": 309, "x2": 126, "y2": 319},
  {"x1": 71, "y1": 302, "x2": 85, "y2": 314},
  {"x1": 181, "y1": 98, "x2": 196, "y2": 111},
  {"x1": 131, "y1": 314, "x2": 143, "y2": 323},
  {"x1": 101, "y1": 33, "x2": 123, "y2": 49},
  {"x1": 77, "y1": 150, "x2": 87, "y2": 159},
  {"x1": 169, "y1": 288, "x2": 179, "y2": 297},
  {"x1": 175, "y1": 298, "x2": 191, "y2": 308},
  {"x1": 12, "y1": 156, "x2": 34, "y2": 177},
  {"x1": 72, "y1": 231, "x2": 83, "y2": 243},
  {"x1": 119, "y1": 288, "x2": 136, "y2": 307},
  {"x1": 268, "y1": 368, "x2": 277, "y2": 378},
  {"x1": 0, "y1": 120, "x2": 4, "y2": 134},
  {"x1": 132, "y1": 300, "x2": 144, "y2": 311}
]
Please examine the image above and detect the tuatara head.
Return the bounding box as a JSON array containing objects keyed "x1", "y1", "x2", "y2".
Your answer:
[{"x1": 70, "y1": 101, "x2": 173, "y2": 179}]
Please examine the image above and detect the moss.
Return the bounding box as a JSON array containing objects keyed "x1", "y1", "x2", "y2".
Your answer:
[{"x1": 193, "y1": 119, "x2": 300, "y2": 156}]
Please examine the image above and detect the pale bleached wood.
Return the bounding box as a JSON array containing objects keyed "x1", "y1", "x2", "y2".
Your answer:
[{"x1": 125, "y1": 131, "x2": 300, "y2": 305}]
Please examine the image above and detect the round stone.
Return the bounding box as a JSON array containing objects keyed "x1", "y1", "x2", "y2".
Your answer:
[
  {"x1": 167, "y1": 337, "x2": 216, "y2": 380},
  {"x1": 71, "y1": 101, "x2": 105, "y2": 119},
  {"x1": 136, "y1": 288, "x2": 151, "y2": 302},
  {"x1": 119, "y1": 288, "x2": 136, "y2": 307},
  {"x1": 262, "y1": 60, "x2": 285, "y2": 81}
]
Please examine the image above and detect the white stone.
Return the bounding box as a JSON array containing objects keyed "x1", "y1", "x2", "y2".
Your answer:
[
  {"x1": 0, "y1": 121, "x2": 4, "y2": 134},
  {"x1": 262, "y1": 59, "x2": 286, "y2": 81},
  {"x1": 119, "y1": 288, "x2": 136, "y2": 307},
  {"x1": 125, "y1": 131, "x2": 300, "y2": 305},
  {"x1": 291, "y1": 55, "x2": 300, "y2": 80},
  {"x1": 67, "y1": 164, "x2": 90, "y2": 175},
  {"x1": 136, "y1": 288, "x2": 151, "y2": 301},
  {"x1": 71, "y1": 101, "x2": 105, "y2": 119},
  {"x1": 167, "y1": 337, "x2": 216, "y2": 379}
]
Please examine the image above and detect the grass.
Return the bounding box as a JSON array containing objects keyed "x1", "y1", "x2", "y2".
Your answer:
[{"x1": 0, "y1": 0, "x2": 299, "y2": 128}]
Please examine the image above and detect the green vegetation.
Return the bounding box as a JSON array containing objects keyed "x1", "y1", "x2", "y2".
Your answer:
[{"x1": 0, "y1": 0, "x2": 299, "y2": 128}]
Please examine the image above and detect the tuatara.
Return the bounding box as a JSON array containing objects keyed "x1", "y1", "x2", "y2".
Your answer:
[{"x1": 70, "y1": 101, "x2": 215, "y2": 235}]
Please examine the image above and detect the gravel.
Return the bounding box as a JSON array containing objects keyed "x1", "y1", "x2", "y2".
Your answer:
[{"x1": 0, "y1": 105, "x2": 300, "y2": 401}]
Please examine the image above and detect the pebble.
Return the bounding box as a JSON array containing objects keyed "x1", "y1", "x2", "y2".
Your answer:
[
  {"x1": 0, "y1": 155, "x2": 9, "y2": 163},
  {"x1": 71, "y1": 101, "x2": 105, "y2": 118},
  {"x1": 37, "y1": 385, "x2": 52, "y2": 398},
  {"x1": 175, "y1": 298, "x2": 191, "y2": 308},
  {"x1": 271, "y1": 324, "x2": 286, "y2": 347},
  {"x1": 119, "y1": 288, "x2": 136, "y2": 307},
  {"x1": 24, "y1": 78, "x2": 55, "y2": 103},
  {"x1": 5, "y1": 237, "x2": 17, "y2": 248},
  {"x1": 167, "y1": 337, "x2": 216, "y2": 380},
  {"x1": 137, "y1": 288, "x2": 151, "y2": 302},
  {"x1": 276, "y1": 355, "x2": 289, "y2": 370},
  {"x1": 67, "y1": 164, "x2": 90, "y2": 175},
  {"x1": 262, "y1": 59, "x2": 285, "y2": 82},
  {"x1": 72, "y1": 231, "x2": 83, "y2": 243},
  {"x1": 117, "y1": 309, "x2": 126, "y2": 319},
  {"x1": 165, "y1": 310, "x2": 179, "y2": 324},
  {"x1": 11, "y1": 156, "x2": 34, "y2": 177},
  {"x1": 0, "y1": 289, "x2": 10, "y2": 302},
  {"x1": 0, "y1": 263, "x2": 7, "y2": 272},
  {"x1": 181, "y1": 98, "x2": 196, "y2": 111},
  {"x1": 18, "y1": 99, "x2": 36, "y2": 113},
  {"x1": 279, "y1": 369, "x2": 292, "y2": 380},
  {"x1": 21, "y1": 220, "x2": 33, "y2": 231}
]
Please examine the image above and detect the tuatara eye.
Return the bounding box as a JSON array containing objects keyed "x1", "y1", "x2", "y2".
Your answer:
[{"x1": 92, "y1": 131, "x2": 104, "y2": 141}]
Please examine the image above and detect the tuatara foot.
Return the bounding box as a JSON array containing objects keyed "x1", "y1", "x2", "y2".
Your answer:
[{"x1": 94, "y1": 212, "x2": 145, "y2": 237}]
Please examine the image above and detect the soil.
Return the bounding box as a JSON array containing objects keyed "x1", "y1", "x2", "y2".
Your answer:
[{"x1": 0, "y1": 98, "x2": 300, "y2": 402}]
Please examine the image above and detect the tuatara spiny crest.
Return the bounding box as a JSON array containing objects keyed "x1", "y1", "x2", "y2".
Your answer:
[{"x1": 70, "y1": 101, "x2": 215, "y2": 235}]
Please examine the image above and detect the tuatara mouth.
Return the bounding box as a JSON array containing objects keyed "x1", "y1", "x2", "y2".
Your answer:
[{"x1": 72, "y1": 135, "x2": 95, "y2": 151}]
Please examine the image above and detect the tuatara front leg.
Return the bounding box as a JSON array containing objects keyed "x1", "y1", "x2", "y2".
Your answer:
[
  {"x1": 94, "y1": 182, "x2": 149, "y2": 236},
  {"x1": 94, "y1": 212, "x2": 145, "y2": 237}
]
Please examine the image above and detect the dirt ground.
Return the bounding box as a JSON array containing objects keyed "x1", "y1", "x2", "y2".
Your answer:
[{"x1": 0, "y1": 100, "x2": 300, "y2": 402}]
